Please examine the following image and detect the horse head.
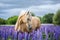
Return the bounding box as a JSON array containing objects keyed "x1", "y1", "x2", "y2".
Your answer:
[{"x1": 15, "y1": 10, "x2": 32, "y2": 32}]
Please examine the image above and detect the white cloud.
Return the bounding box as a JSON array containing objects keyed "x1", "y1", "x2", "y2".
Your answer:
[
  {"x1": 0, "y1": 3, "x2": 9, "y2": 6},
  {"x1": 1, "y1": 8, "x2": 21, "y2": 19},
  {"x1": 0, "y1": 3, "x2": 17, "y2": 8},
  {"x1": 1, "y1": 3, "x2": 60, "y2": 19},
  {"x1": 0, "y1": 0, "x2": 56, "y2": 8},
  {"x1": 28, "y1": 3, "x2": 60, "y2": 16},
  {"x1": 29, "y1": 3, "x2": 60, "y2": 11},
  {"x1": 41, "y1": 1, "x2": 54, "y2": 4}
]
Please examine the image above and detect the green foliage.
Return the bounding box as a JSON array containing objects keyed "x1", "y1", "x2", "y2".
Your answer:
[
  {"x1": 37, "y1": 16, "x2": 41, "y2": 19},
  {"x1": 7, "y1": 37, "x2": 12, "y2": 40},
  {"x1": 0, "y1": 18, "x2": 6, "y2": 25},
  {"x1": 6, "y1": 16, "x2": 18, "y2": 25},
  {"x1": 42, "y1": 32, "x2": 46, "y2": 40},
  {"x1": 31, "y1": 12, "x2": 35, "y2": 16},
  {"x1": 53, "y1": 10, "x2": 60, "y2": 25},
  {"x1": 42, "y1": 13, "x2": 54, "y2": 23},
  {"x1": 48, "y1": 32, "x2": 55, "y2": 40}
]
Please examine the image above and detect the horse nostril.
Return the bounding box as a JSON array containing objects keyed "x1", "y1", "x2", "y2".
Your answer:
[
  {"x1": 29, "y1": 27, "x2": 32, "y2": 30},
  {"x1": 28, "y1": 24, "x2": 32, "y2": 30}
]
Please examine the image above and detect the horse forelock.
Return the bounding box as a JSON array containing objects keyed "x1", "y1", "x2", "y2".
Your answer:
[{"x1": 19, "y1": 10, "x2": 26, "y2": 18}]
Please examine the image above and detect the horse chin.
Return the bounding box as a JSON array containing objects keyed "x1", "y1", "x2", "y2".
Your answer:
[
  {"x1": 28, "y1": 28, "x2": 33, "y2": 33},
  {"x1": 27, "y1": 30, "x2": 32, "y2": 33}
]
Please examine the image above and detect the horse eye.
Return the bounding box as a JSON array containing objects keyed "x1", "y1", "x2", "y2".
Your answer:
[
  {"x1": 27, "y1": 18, "x2": 30, "y2": 21},
  {"x1": 27, "y1": 18, "x2": 31, "y2": 21}
]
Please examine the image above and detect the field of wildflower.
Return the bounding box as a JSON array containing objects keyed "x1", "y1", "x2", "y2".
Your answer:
[{"x1": 0, "y1": 24, "x2": 60, "y2": 40}]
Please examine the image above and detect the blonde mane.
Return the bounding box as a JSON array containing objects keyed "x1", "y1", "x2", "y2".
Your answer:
[{"x1": 19, "y1": 10, "x2": 29, "y2": 18}]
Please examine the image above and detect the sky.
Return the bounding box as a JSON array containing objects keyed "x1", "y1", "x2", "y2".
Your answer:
[{"x1": 0, "y1": 0, "x2": 60, "y2": 19}]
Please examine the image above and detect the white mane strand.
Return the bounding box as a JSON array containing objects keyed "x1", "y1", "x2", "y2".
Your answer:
[{"x1": 19, "y1": 10, "x2": 29, "y2": 17}]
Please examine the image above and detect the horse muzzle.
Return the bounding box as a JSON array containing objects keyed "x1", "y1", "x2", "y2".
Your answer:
[{"x1": 28, "y1": 24, "x2": 32, "y2": 30}]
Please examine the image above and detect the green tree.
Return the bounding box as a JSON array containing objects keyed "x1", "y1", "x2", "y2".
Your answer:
[
  {"x1": 53, "y1": 10, "x2": 60, "y2": 25},
  {"x1": 31, "y1": 12, "x2": 35, "y2": 16},
  {"x1": 42, "y1": 13, "x2": 54, "y2": 23},
  {"x1": 6, "y1": 16, "x2": 18, "y2": 25},
  {"x1": 0, "y1": 18, "x2": 6, "y2": 25}
]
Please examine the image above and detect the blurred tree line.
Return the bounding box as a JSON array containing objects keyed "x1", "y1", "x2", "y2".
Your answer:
[
  {"x1": 0, "y1": 18, "x2": 6, "y2": 25},
  {"x1": 0, "y1": 16, "x2": 18, "y2": 25},
  {"x1": 0, "y1": 9, "x2": 60, "y2": 25}
]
